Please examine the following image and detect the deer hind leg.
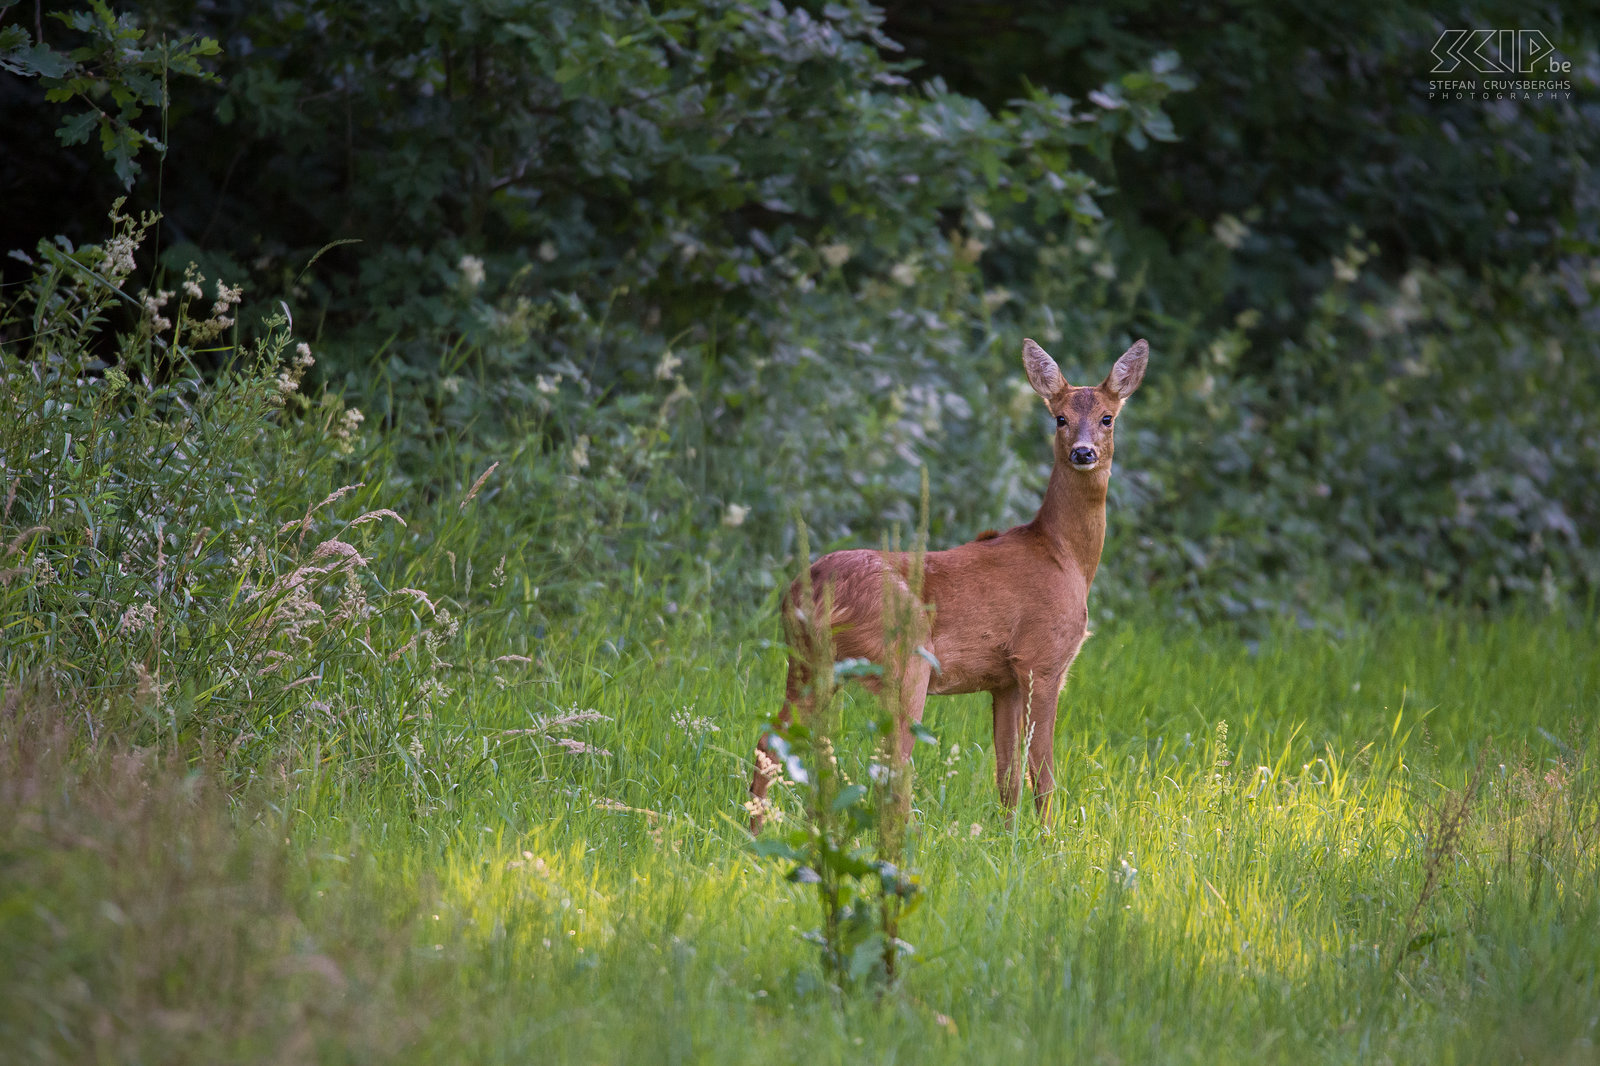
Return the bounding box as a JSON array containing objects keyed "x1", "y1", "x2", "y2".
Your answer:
[
  {"x1": 750, "y1": 656, "x2": 809, "y2": 833},
  {"x1": 992, "y1": 684, "x2": 1024, "y2": 809}
]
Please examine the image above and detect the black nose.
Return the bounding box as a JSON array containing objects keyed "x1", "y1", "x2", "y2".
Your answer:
[{"x1": 1070, "y1": 446, "x2": 1097, "y2": 465}]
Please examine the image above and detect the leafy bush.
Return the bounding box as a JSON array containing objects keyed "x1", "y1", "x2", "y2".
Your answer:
[
  {"x1": 0, "y1": 1, "x2": 1184, "y2": 365},
  {"x1": 3, "y1": 1, "x2": 1595, "y2": 629},
  {"x1": 1096, "y1": 248, "x2": 1600, "y2": 621},
  {"x1": 0, "y1": 204, "x2": 612, "y2": 802},
  {"x1": 0, "y1": 0, "x2": 218, "y2": 185},
  {"x1": 878, "y1": 0, "x2": 1600, "y2": 345}
]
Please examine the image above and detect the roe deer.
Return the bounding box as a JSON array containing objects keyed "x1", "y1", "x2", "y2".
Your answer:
[{"x1": 749, "y1": 337, "x2": 1149, "y2": 830}]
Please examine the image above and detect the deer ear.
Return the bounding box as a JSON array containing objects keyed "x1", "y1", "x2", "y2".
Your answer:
[
  {"x1": 1104, "y1": 339, "x2": 1149, "y2": 400},
  {"x1": 1022, "y1": 339, "x2": 1065, "y2": 400}
]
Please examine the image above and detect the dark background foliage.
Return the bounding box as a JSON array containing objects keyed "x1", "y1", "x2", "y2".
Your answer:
[{"x1": 3, "y1": 0, "x2": 1597, "y2": 624}]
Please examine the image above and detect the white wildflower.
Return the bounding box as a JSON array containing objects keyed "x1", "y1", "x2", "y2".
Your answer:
[
  {"x1": 536, "y1": 373, "x2": 562, "y2": 395},
  {"x1": 458, "y1": 254, "x2": 486, "y2": 287},
  {"x1": 819, "y1": 242, "x2": 852, "y2": 268},
  {"x1": 441, "y1": 376, "x2": 462, "y2": 395},
  {"x1": 722, "y1": 503, "x2": 748, "y2": 528},
  {"x1": 742, "y1": 795, "x2": 783, "y2": 825},
  {"x1": 754, "y1": 748, "x2": 784, "y2": 787},
  {"x1": 275, "y1": 344, "x2": 316, "y2": 400},
  {"x1": 212, "y1": 280, "x2": 244, "y2": 315},
  {"x1": 1213, "y1": 214, "x2": 1249, "y2": 250},
  {"x1": 671, "y1": 708, "x2": 720, "y2": 735},
  {"x1": 29, "y1": 555, "x2": 57, "y2": 586},
  {"x1": 142, "y1": 289, "x2": 174, "y2": 333},
  {"x1": 179, "y1": 277, "x2": 243, "y2": 341},
  {"x1": 654, "y1": 349, "x2": 683, "y2": 381},
  {"x1": 99, "y1": 233, "x2": 138, "y2": 282},
  {"x1": 119, "y1": 600, "x2": 158, "y2": 635},
  {"x1": 570, "y1": 435, "x2": 590, "y2": 471},
  {"x1": 890, "y1": 260, "x2": 919, "y2": 287},
  {"x1": 538, "y1": 240, "x2": 558, "y2": 262},
  {"x1": 332, "y1": 407, "x2": 365, "y2": 454}
]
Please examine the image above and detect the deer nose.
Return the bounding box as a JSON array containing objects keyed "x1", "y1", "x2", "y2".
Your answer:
[{"x1": 1070, "y1": 446, "x2": 1097, "y2": 466}]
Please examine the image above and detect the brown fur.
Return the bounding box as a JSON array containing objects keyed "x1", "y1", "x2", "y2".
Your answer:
[{"x1": 750, "y1": 338, "x2": 1149, "y2": 829}]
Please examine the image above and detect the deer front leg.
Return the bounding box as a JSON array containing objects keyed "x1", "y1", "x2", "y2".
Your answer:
[
  {"x1": 1024, "y1": 673, "x2": 1063, "y2": 824},
  {"x1": 893, "y1": 654, "x2": 933, "y2": 762},
  {"x1": 991, "y1": 684, "x2": 1023, "y2": 809}
]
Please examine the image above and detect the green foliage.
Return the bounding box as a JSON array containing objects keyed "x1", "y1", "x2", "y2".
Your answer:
[
  {"x1": 0, "y1": 205, "x2": 614, "y2": 807},
  {"x1": 6, "y1": 1, "x2": 1592, "y2": 619},
  {"x1": 8, "y1": 1, "x2": 1183, "y2": 358},
  {"x1": 0, "y1": 0, "x2": 218, "y2": 186},
  {"x1": 879, "y1": 0, "x2": 1598, "y2": 339},
  {"x1": 1095, "y1": 249, "x2": 1600, "y2": 622}
]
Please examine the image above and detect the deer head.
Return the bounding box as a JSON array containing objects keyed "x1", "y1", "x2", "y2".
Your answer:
[{"x1": 1022, "y1": 338, "x2": 1148, "y2": 473}]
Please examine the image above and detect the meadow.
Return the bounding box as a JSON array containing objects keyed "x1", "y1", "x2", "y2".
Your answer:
[
  {"x1": 6, "y1": 595, "x2": 1597, "y2": 1062},
  {"x1": 2, "y1": 236, "x2": 1597, "y2": 1064}
]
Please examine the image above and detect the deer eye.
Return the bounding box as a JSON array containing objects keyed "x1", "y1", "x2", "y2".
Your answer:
[
  {"x1": 1055, "y1": 415, "x2": 1067, "y2": 428},
  {"x1": 1100, "y1": 414, "x2": 1113, "y2": 427}
]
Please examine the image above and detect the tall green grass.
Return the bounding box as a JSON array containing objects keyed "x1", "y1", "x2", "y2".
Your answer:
[
  {"x1": 3, "y1": 212, "x2": 1597, "y2": 1063},
  {"x1": 4, "y1": 609, "x2": 1597, "y2": 1064}
]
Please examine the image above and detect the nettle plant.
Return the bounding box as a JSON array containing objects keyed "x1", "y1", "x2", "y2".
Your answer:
[
  {"x1": 750, "y1": 515, "x2": 935, "y2": 993},
  {"x1": 0, "y1": 205, "x2": 597, "y2": 798}
]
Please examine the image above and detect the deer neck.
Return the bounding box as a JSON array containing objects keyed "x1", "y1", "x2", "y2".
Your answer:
[{"x1": 1030, "y1": 461, "x2": 1109, "y2": 585}]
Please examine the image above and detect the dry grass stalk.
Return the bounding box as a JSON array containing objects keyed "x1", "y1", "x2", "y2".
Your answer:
[
  {"x1": 349, "y1": 509, "x2": 407, "y2": 528},
  {"x1": 459, "y1": 462, "x2": 499, "y2": 510},
  {"x1": 280, "y1": 482, "x2": 366, "y2": 541}
]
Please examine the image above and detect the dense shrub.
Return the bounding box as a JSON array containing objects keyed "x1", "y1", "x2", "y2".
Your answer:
[
  {"x1": 878, "y1": 0, "x2": 1600, "y2": 346},
  {"x1": 2, "y1": 1, "x2": 1596, "y2": 626},
  {"x1": 0, "y1": 205, "x2": 612, "y2": 801},
  {"x1": 0, "y1": 0, "x2": 1188, "y2": 367}
]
